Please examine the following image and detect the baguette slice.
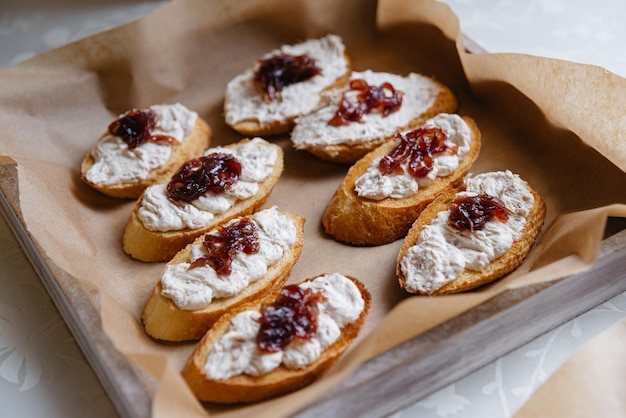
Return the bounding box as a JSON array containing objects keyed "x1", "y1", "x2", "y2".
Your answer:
[
  {"x1": 181, "y1": 274, "x2": 371, "y2": 404},
  {"x1": 142, "y1": 209, "x2": 306, "y2": 342},
  {"x1": 81, "y1": 105, "x2": 211, "y2": 199},
  {"x1": 122, "y1": 138, "x2": 283, "y2": 262},
  {"x1": 322, "y1": 115, "x2": 481, "y2": 245},
  {"x1": 224, "y1": 34, "x2": 352, "y2": 137},
  {"x1": 291, "y1": 70, "x2": 458, "y2": 163},
  {"x1": 397, "y1": 171, "x2": 546, "y2": 295}
]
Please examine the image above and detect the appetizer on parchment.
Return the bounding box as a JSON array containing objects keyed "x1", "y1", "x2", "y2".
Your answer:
[
  {"x1": 81, "y1": 103, "x2": 211, "y2": 198},
  {"x1": 397, "y1": 170, "x2": 546, "y2": 295},
  {"x1": 322, "y1": 113, "x2": 481, "y2": 245},
  {"x1": 142, "y1": 207, "x2": 305, "y2": 342},
  {"x1": 182, "y1": 273, "x2": 370, "y2": 403},
  {"x1": 224, "y1": 34, "x2": 351, "y2": 136},
  {"x1": 122, "y1": 137, "x2": 283, "y2": 262},
  {"x1": 291, "y1": 70, "x2": 457, "y2": 163}
]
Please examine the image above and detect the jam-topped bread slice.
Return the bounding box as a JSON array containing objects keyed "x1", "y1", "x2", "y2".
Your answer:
[
  {"x1": 291, "y1": 70, "x2": 457, "y2": 163},
  {"x1": 122, "y1": 137, "x2": 283, "y2": 262},
  {"x1": 224, "y1": 34, "x2": 351, "y2": 136},
  {"x1": 81, "y1": 103, "x2": 211, "y2": 199},
  {"x1": 182, "y1": 273, "x2": 370, "y2": 403},
  {"x1": 322, "y1": 114, "x2": 481, "y2": 245},
  {"x1": 397, "y1": 170, "x2": 546, "y2": 295},
  {"x1": 142, "y1": 207, "x2": 306, "y2": 342}
]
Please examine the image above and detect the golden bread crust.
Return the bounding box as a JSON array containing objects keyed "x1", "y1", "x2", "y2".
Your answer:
[
  {"x1": 81, "y1": 118, "x2": 212, "y2": 199},
  {"x1": 181, "y1": 275, "x2": 371, "y2": 404},
  {"x1": 141, "y1": 211, "x2": 306, "y2": 342},
  {"x1": 121, "y1": 139, "x2": 284, "y2": 262},
  {"x1": 322, "y1": 116, "x2": 481, "y2": 245},
  {"x1": 396, "y1": 179, "x2": 546, "y2": 295}
]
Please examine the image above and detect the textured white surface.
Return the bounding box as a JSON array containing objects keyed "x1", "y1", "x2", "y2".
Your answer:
[
  {"x1": 0, "y1": 1, "x2": 624, "y2": 417},
  {"x1": 441, "y1": 0, "x2": 626, "y2": 76}
]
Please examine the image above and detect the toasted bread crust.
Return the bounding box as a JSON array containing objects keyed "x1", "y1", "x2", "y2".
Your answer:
[
  {"x1": 81, "y1": 118, "x2": 212, "y2": 199},
  {"x1": 181, "y1": 275, "x2": 371, "y2": 404},
  {"x1": 141, "y1": 212, "x2": 306, "y2": 342},
  {"x1": 397, "y1": 180, "x2": 546, "y2": 295},
  {"x1": 121, "y1": 139, "x2": 284, "y2": 262},
  {"x1": 322, "y1": 116, "x2": 481, "y2": 245},
  {"x1": 296, "y1": 79, "x2": 458, "y2": 164}
]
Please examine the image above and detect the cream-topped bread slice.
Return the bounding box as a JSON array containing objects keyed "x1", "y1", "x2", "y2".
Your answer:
[
  {"x1": 142, "y1": 208, "x2": 305, "y2": 342},
  {"x1": 397, "y1": 170, "x2": 546, "y2": 295},
  {"x1": 322, "y1": 114, "x2": 480, "y2": 245},
  {"x1": 181, "y1": 273, "x2": 370, "y2": 404},
  {"x1": 81, "y1": 103, "x2": 211, "y2": 199},
  {"x1": 224, "y1": 34, "x2": 351, "y2": 136},
  {"x1": 122, "y1": 137, "x2": 283, "y2": 262},
  {"x1": 291, "y1": 70, "x2": 457, "y2": 163}
]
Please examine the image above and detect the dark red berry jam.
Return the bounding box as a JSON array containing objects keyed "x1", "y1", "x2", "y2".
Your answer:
[
  {"x1": 448, "y1": 194, "x2": 511, "y2": 232},
  {"x1": 256, "y1": 285, "x2": 325, "y2": 353},
  {"x1": 166, "y1": 153, "x2": 241, "y2": 203},
  {"x1": 254, "y1": 53, "x2": 322, "y2": 101},
  {"x1": 189, "y1": 218, "x2": 259, "y2": 275},
  {"x1": 328, "y1": 79, "x2": 403, "y2": 126},
  {"x1": 379, "y1": 127, "x2": 456, "y2": 178},
  {"x1": 108, "y1": 108, "x2": 177, "y2": 149}
]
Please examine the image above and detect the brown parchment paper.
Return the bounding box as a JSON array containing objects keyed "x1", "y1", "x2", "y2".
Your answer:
[{"x1": 0, "y1": 0, "x2": 625, "y2": 416}]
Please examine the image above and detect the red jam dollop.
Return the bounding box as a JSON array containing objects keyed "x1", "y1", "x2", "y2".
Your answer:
[
  {"x1": 256, "y1": 285, "x2": 325, "y2": 353},
  {"x1": 108, "y1": 108, "x2": 177, "y2": 149},
  {"x1": 189, "y1": 218, "x2": 259, "y2": 274},
  {"x1": 254, "y1": 53, "x2": 322, "y2": 101},
  {"x1": 166, "y1": 153, "x2": 241, "y2": 203},
  {"x1": 379, "y1": 127, "x2": 457, "y2": 178},
  {"x1": 328, "y1": 79, "x2": 403, "y2": 126},
  {"x1": 448, "y1": 194, "x2": 511, "y2": 232}
]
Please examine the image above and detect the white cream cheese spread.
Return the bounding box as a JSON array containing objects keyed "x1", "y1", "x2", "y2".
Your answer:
[
  {"x1": 291, "y1": 70, "x2": 441, "y2": 151},
  {"x1": 160, "y1": 207, "x2": 297, "y2": 311},
  {"x1": 354, "y1": 113, "x2": 472, "y2": 200},
  {"x1": 137, "y1": 137, "x2": 278, "y2": 232},
  {"x1": 85, "y1": 103, "x2": 197, "y2": 185},
  {"x1": 203, "y1": 273, "x2": 364, "y2": 380},
  {"x1": 224, "y1": 34, "x2": 349, "y2": 129},
  {"x1": 399, "y1": 170, "x2": 535, "y2": 294}
]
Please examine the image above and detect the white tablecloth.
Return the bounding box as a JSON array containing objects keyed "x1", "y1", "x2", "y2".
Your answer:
[{"x1": 1, "y1": 1, "x2": 624, "y2": 417}]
